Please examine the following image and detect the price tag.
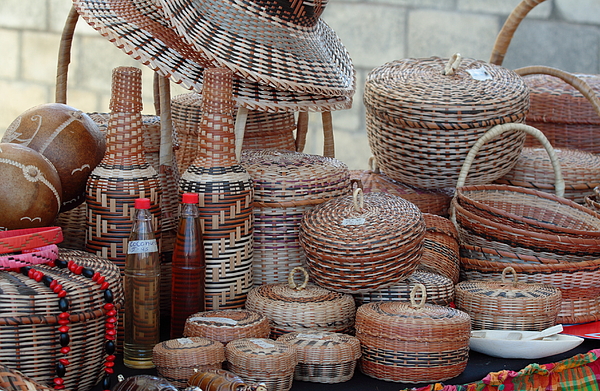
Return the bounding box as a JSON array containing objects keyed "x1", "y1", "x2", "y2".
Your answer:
[
  {"x1": 177, "y1": 338, "x2": 194, "y2": 344},
  {"x1": 297, "y1": 333, "x2": 324, "y2": 339},
  {"x1": 342, "y1": 217, "x2": 366, "y2": 226},
  {"x1": 188, "y1": 317, "x2": 238, "y2": 325},
  {"x1": 250, "y1": 339, "x2": 275, "y2": 349},
  {"x1": 127, "y1": 239, "x2": 158, "y2": 254},
  {"x1": 466, "y1": 66, "x2": 493, "y2": 81}
]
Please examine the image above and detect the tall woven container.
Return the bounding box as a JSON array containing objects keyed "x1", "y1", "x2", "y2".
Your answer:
[
  {"x1": 364, "y1": 54, "x2": 529, "y2": 189},
  {"x1": 179, "y1": 68, "x2": 254, "y2": 310},
  {"x1": 241, "y1": 149, "x2": 351, "y2": 286}
]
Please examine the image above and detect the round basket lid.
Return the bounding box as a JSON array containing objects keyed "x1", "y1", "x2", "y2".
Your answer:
[
  {"x1": 364, "y1": 54, "x2": 529, "y2": 130},
  {"x1": 152, "y1": 337, "x2": 225, "y2": 368},
  {"x1": 241, "y1": 150, "x2": 351, "y2": 204},
  {"x1": 276, "y1": 331, "x2": 361, "y2": 364},
  {"x1": 225, "y1": 338, "x2": 297, "y2": 372},
  {"x1": 183, "y1": 309, "x2": 271, "y2": 343}
]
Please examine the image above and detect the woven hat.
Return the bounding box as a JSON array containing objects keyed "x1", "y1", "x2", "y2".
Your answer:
[{"x1": 72, "y1": 0, "x2": 354, "y2": 112}]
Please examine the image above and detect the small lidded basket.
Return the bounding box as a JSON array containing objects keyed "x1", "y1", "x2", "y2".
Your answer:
[
  {"x1": 183, "y1": 309, "x2": 271, "y2": 344},
  {"x1": 152, "y1": 337, "x2": 225, "y2": 387},
  {"x1": 277, "y1": 331, "x2": 361, "y2": 384},
  {"x1": 455, "y1": 267, "x2": 563, "y2": 331},
  {"x1": 245, "y1": 267, "x2": 356, "y2": 337},
  {"x1": 225, "y1": 338, "x2": 298, "y2": 391},
  {"x1": 355, "y1": 284, "x2": 471, "y2": 383}
]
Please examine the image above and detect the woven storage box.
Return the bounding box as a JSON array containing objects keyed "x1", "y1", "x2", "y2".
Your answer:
[
  {"x1": 455, "y1": 267, "x2": 562, "y2": 331},
  {"x1": 183, "y1": 309, "x2": 271, "y2": 344},
  {"x1": 364, "y1": 54, "x2": 529, "y2": 189},
  {"x1": 241, "y1": 149, "x2": 351, "y2": 286},
  {"x1": 152, "y1": 337, "x2": 225, "y2": 387},
  {"x1": 0, "y1": 248, "x2": 124, "y2": 391},
  {"x1": 245, "y1": 267, "x2": 356, "y2": 337},
  {"x1": 276, "y1": 331, "x2": 361, "y2": 384},
  {"x1": 496, "y1": 147, "x2": 600, "y2": 204},
  {"x1": 460, "y1": 244, "x2": 600, "y2": 324},
  {"x1": 355, "y1": 285, "x2": 471, "y2": 383},
  {"x1": 419, "y1": 213, "x2": 460, "y2": 284},
  {"x1": 299, "y1": 189, "x2": 426, "y2": 293},
  {"x1": 225, "y1": 338, "x2": 297, "y2": 391}
]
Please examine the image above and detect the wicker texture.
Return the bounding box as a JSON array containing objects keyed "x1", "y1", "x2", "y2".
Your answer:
[
  {"x1": 0, "y1": 249, "x2": 124, "y2": 391},
  {"x1": 152, "y1": 337, "x2": 225, "y2": 387},
  {"x1": 299, "y1": 190, "x2": 425, "y2": 293},
  {"x1": 455, "y1": 267, "x2": 562, "y2": 331},
  {"x1": 178, "y1": 68, "x2": 253, "y2": 310},
  {"x1": 419, "y1": 213, "x2": 460, "y2": 284},
  {"x1": 276, "y1": 331, "x2": 361, "y2": 384},
  {"x1": 364, "y1": 55, "x2": 529, "y2": 189},
  {"x1": 183, "y1": 309, "x2": 271, "y2": 344},
  {"x1": 355, "y1": 286, "x2": 471, "y2": 383},
  {"x1": 0, "y1": 364, "x2": 53, "y2": 391},
  {"x1": 225, "y1": 338, "x2": 298, "y2": 391},
  {"x1": 241, "y1": 150, "x2": 351, "y2": 286},
  {"x1": 245, "y1": 267, "x2": 356, "y2": 337}
]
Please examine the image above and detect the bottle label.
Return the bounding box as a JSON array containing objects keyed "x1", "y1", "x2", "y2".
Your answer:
[{"x1": 127, "y1": 239, "x2": 158, "y2": 254}]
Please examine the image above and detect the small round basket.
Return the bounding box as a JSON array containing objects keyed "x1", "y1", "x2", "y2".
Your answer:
[
  {"x1": 183, "y1": 309, "x2": 271, "y2": 344},
  {"x1": 276, "y1": 331, "x2": 361, "y2": 384},
  {"x1": 152, "y1": 337, "x2": 225, "y2": 387},
  {"x1": 299, "y1": 189, "x2": 425, "y2": 293},
  {"x1": 245, "y1": 267, "x2": 356, "y2": 337},
  {"x1": 355, "y1": 284, "x2": 471, "y2": 383},
  {"x1": 225, "y1": 338, "x2": 298, "y2": 391},
  {"x1": 455, "y1": 267, "x2": 562, "y2": 331}
]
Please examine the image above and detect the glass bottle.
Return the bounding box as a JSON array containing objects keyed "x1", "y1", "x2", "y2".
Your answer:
[
  {"x1": 170, "y1": 192, "x2": 206, "y2": 338},
  {"x1": 123, "y1": 197, "x2": 161, "y2": 369}
]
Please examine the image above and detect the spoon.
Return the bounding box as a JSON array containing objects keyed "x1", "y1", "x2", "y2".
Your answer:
[{"x1": 521, "y1": 324, "x2": 564, "y2": 341}]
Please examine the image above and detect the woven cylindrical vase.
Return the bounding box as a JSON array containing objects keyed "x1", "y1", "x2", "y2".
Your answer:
[
  {"x1": 179, "y1": 68, "x2": 254, "y2": 310},
  {"x1": 85, "y1": 66, "x2": 162, "y2": 268}
]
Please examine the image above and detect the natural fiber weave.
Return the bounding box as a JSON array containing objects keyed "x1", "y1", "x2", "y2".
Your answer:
[
  {"x1": 183, "y1": 309, "x2": 271, "y2": 344},
  {"x1": 0, "y1": 249, "x2": 124, "y2": 391},
  {"x1": 419, "y1": 213, "x2": 460, "y2": 284},
  {"x1": 276, "y1": 331, "x2": 361, "y2": 384},
  {"x1": 299, "y1": 190, "x2": 425, "y2": 293},
  {"x1": 364, "y1": 55, "x2": 529, "y2": 189},
  {"x1": 0, "y1": 364, "x2": 53, "y2": 391},
  {"x1": 455, "y1": 266, "x2": 562, "y2": 331},
  {"x1": 355, "y1": 286, "x2": 471, "y2": 383}
]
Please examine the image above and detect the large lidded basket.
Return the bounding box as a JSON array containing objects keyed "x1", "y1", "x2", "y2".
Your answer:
[
  {"x1": 364, "y1": 54, "x2": 529, "y2": 189},
  {"x1": 241, "y1": 149, "x2": 351, "y2": 286},
  {"x1": 0, "y1": 249, "x2": 124, "y2": 391},
  {"x1": 183, "y1": 309, "x2": 271, "y2": 344}
]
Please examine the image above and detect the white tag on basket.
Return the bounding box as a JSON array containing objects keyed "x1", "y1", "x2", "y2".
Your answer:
[
  {"x1": 250, "y1": 339, "x2": 275, "y2": 349},
  {"x1": 297, "y1": 333, "x2": 325, "y2": 339},
  {"x1": 466, "y1": 66, "x2": 493, "y2": 81},
  {"x1": 177, "y1": 338, "x2": 194, "y2": 345},
  {"x1": 342, "y1": 217, "x2": 366, "y2": 226},
  {"x1": 188, "y1": 316, "x2": 238, "y2": 325}
]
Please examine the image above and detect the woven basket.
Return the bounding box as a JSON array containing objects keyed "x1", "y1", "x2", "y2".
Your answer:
[
  {"x1": 299, "y1": 189, "x2": 426, "y2": 293},
  {"x1": 245, "y1": 267, "x2": 356, "y2": 337},
  {"x1": 460, "y1": 245, "x2": 600, "y2": 324},
  {"x1": 241, "y1": 149, "x2": 351, "y2": 286},
  {"x1": 419, "y1": 213, "x2": 460, "y2": 284},
  {"x1": 276, "y1": 331, "x2": 361, "y2": 384},
  {"x1": 183, "y1": 309, "x2": 271, "y2": 344},
  {"x1": 0, "y1": 249, "x2": 124, "y2": 391},
  {"x1": 152, "y1": 337, "x2": 225, "y2": 387},
  {"x1": 225, "y1": 338, "x2": 298, "y2": 391},
  {"x1": 0, "y1": 364, "x2": 53, "y2": 391},
  {"x1": 364, "y1": 54, "x2": 529, "y2": 189},
  {"x1": 455, "y1": 267, "x2": 562, "y2": 331},
  {"x1": 355, "y1": 284, "x2": 471, "y2": 383}
]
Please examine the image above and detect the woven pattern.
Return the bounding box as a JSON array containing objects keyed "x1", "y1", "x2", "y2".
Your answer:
[
  {"x1": 0, "y1": 249, "x2": 124, "y2": 391},
  {"x1": 299, "y1": 191, "x2": 425, "y2": 293},
  {"x1": 179, "y1": 68, "x2": 253, "y2": 310},
  {"x1": 364, "y1": 56, "x2": 529, "y2": 189},
  {"x1": 419, "y1": 213, "x2": 460, "y2": 284},
  {"x1": 183, "y1": 309, "x2": 271, "y2": 344},
  {"x1": 276, "y1": 331, "x2": 361, "y2": 384},
  {"x1": 241, "y1": 150, "x2": 351, "y2": 285},
  {"x1": 0, "y1": 363, "x2": 53, "y2": 391}
]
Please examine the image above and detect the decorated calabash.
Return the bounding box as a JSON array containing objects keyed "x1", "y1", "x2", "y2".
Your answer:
[
  {"x1": 0, "y1": 143, "x2": 62, "y2": 230},
  {"x1": 2, "y1": 103, "x2": 106, "y2": 212}
]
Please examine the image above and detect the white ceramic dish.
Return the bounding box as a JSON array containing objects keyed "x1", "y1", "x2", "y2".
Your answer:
[{"x1": 469, "y1": 329, "x2": 584, "y2": 359}]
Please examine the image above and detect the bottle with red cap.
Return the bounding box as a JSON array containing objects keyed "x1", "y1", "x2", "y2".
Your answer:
[
  {"x1": 170, "y1": 192, "x2": 206, "y2": 338},
  {"x1": 123, "y1": 197, "x2": 161, "y2": 369}
]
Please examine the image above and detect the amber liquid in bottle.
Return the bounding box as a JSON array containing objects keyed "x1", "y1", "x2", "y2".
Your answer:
[{"x1": 170, "y1": 192, "x2": 206, "y2": 338}]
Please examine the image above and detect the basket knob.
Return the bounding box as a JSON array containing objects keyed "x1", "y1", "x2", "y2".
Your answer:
[
  {"x1": 501, "y1": 266, "x2": 518, "y2": 286},
  {"x1": 353, "y1": 187, "x2": 364, "y2": 212},
  {"x1": 410, "y1": 283, "x2": 428, "y2": 309},
  {"x1": 443, "y1": 53, "x2": 463, "y2": 76},
  {"x1": 288, "y1": 266, "x2": 309, "y2": 290}
]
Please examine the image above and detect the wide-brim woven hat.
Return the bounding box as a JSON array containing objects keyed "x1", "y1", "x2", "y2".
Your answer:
[{"x1": 72, "y1": 0, "x2": 354, "y2": 112}]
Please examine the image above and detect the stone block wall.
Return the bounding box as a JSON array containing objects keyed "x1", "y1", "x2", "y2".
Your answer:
[{"x1": 1, "y1": 0, "x2": 599, "y2": 169}]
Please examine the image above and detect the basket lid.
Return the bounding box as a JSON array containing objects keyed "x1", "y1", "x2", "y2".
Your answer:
[
  {"x1": 241, "y1": 150, "x2": 351, "y2": 204},
  {"x1": 183, "y1": 309, "x2": 271, "y2": 344},
  {"x1": 152, "y1": 337, "x2": 225, "y2": 368},
  {"x1": 276, "y1": 331, "x2": 361, "y2": 364},
  {"x1": 225, "y1": 338, "x2": 297, "y2": 372},
  {"x1": 364, "y1": 54, "x2": 529, "y2": 130}
]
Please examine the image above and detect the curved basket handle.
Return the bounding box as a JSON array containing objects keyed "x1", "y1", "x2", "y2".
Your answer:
[
  {"x1": 456, "y1": 123, "x2": 565, "y2": 197},
  {"x1": 489, "y1": 0, "x2": 547, "y2": 66},
  {"x1": 410, "y1": 283, "x2": 427, "y2": 309},
  {"x1": 55, "y1": 5, "x2": 79, "y2": 104},
  {"x1": 287, "y1": 266, "x2": 309, "y2": 290},
  {"x1": 352, "y1": 187, "x2": 364, "y2": 212},
  {"x1": 501, "y1": 266, "x2": 518, "y2": 286}
]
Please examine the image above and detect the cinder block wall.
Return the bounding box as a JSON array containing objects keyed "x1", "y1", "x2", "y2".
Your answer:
[{"x1": 1, "y1": 0, "x2": 599, "y2": 169}]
